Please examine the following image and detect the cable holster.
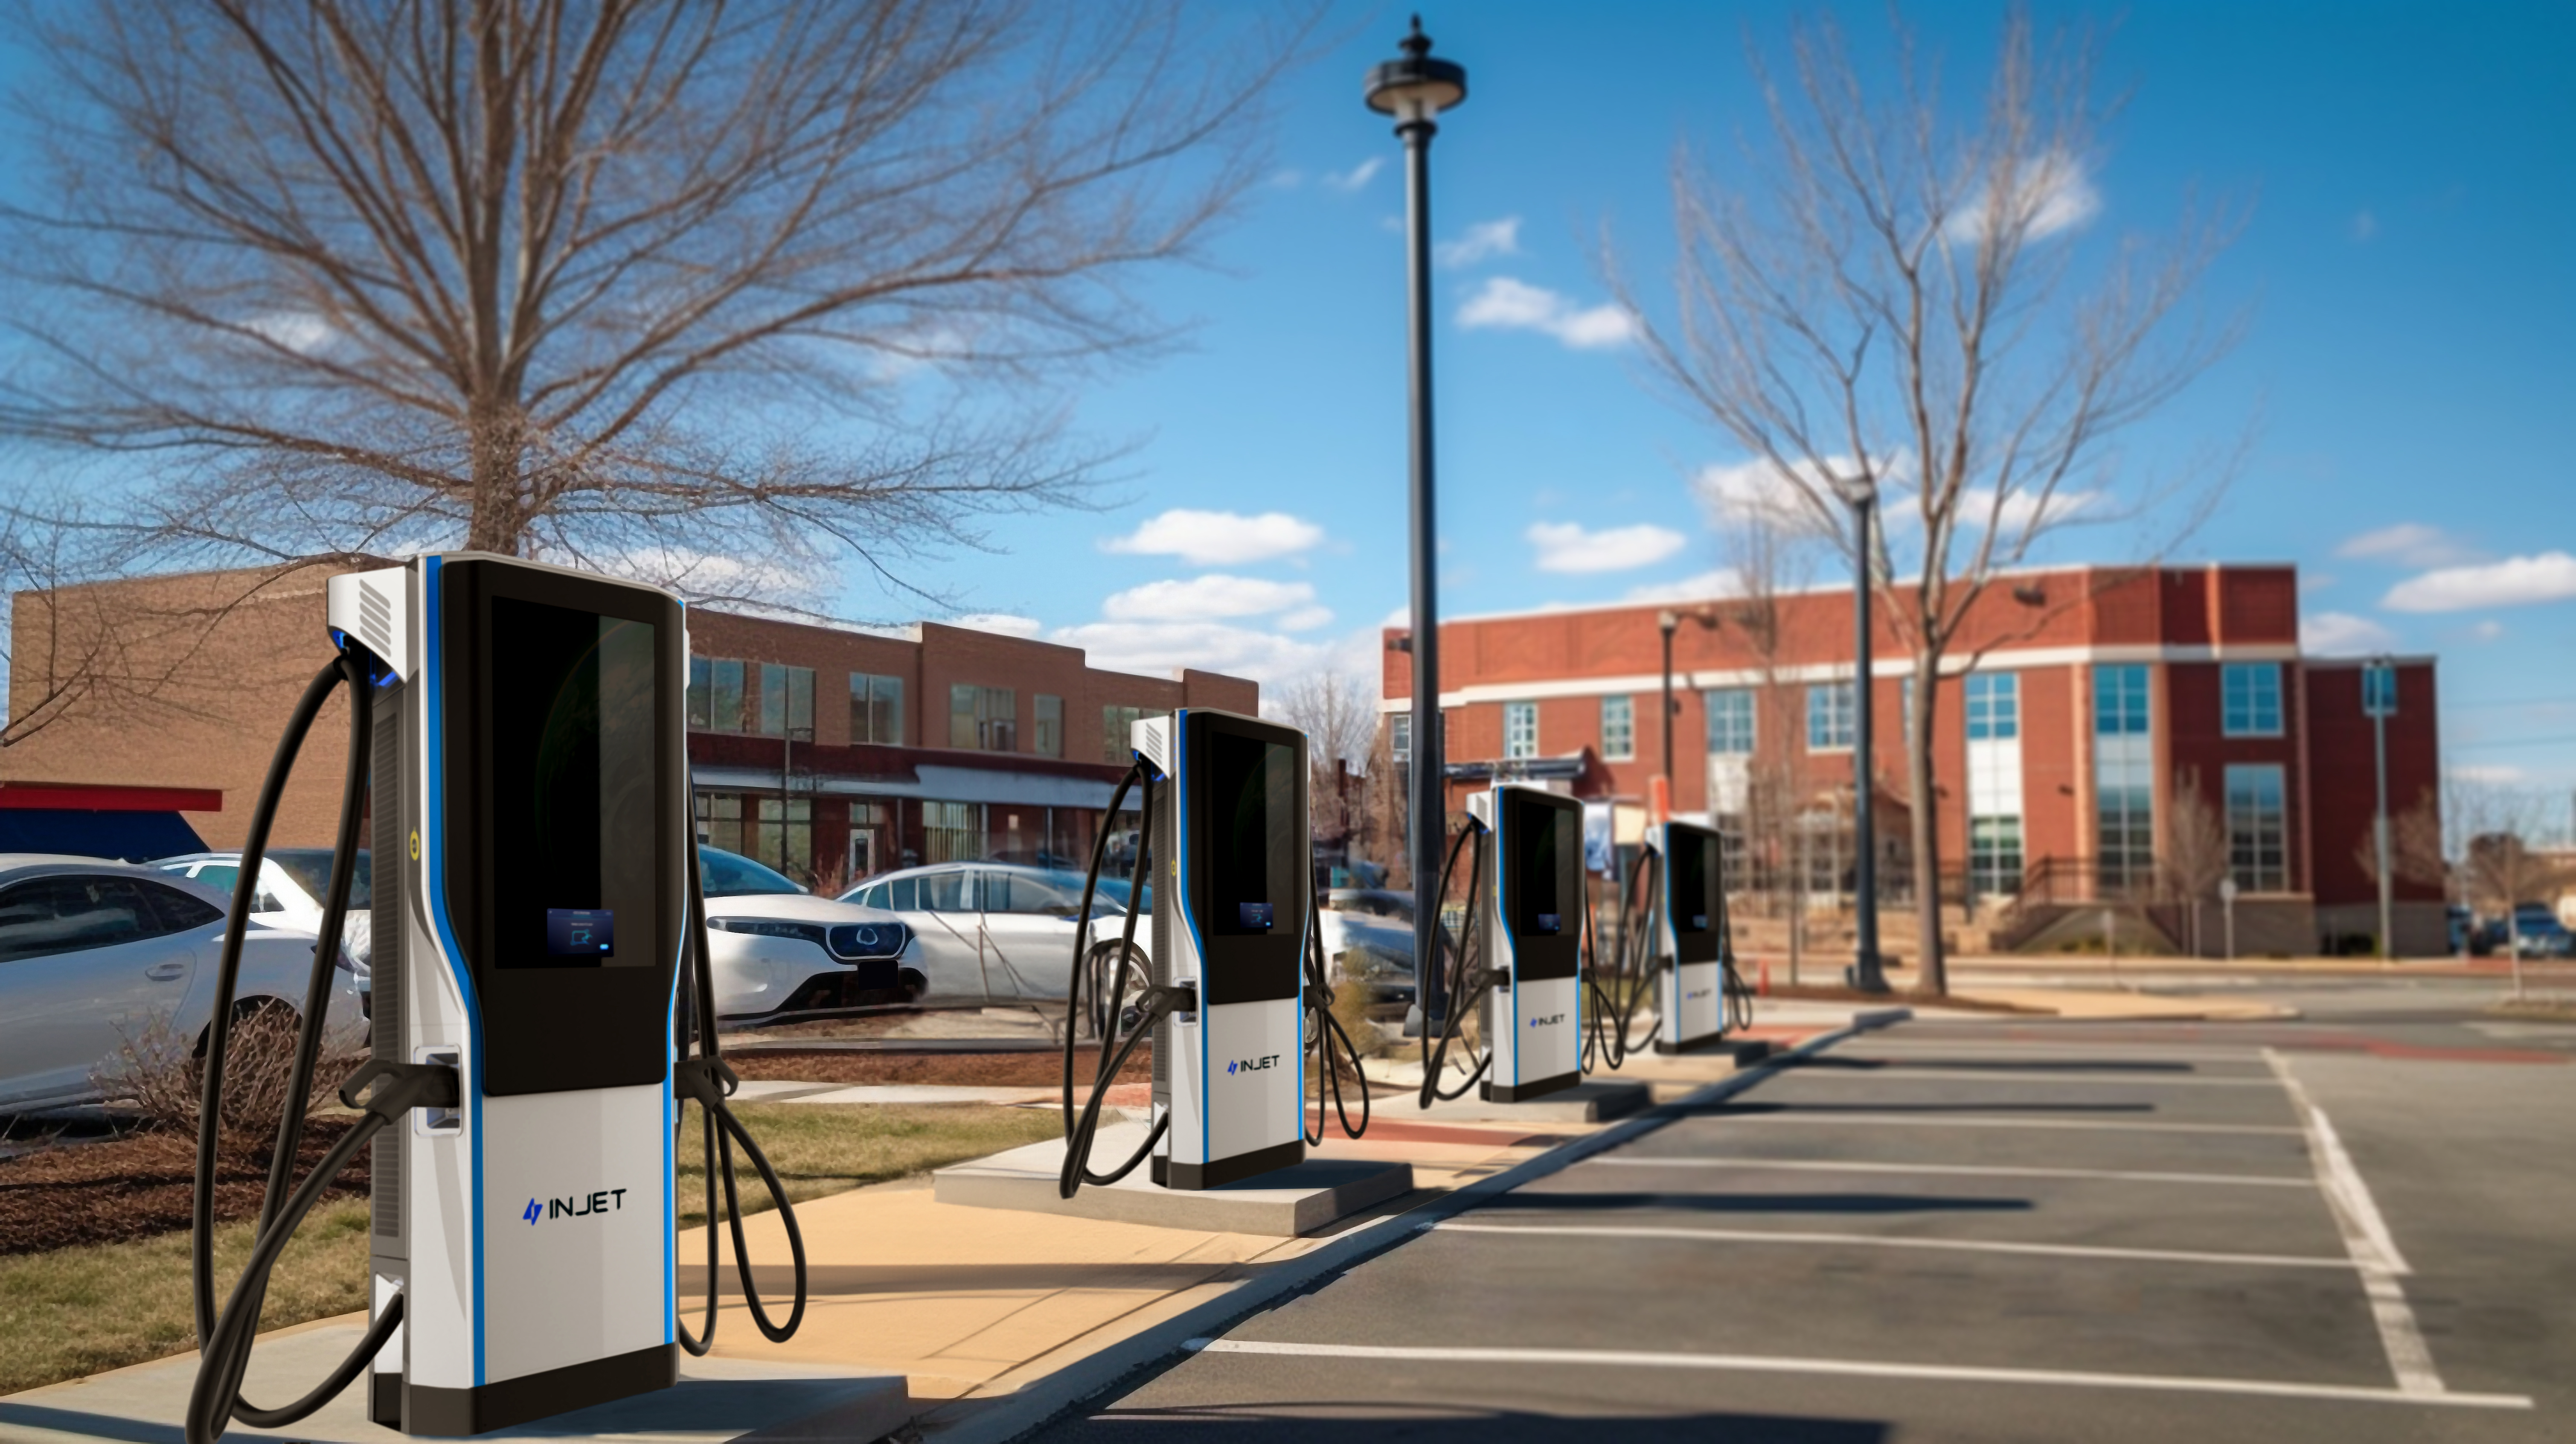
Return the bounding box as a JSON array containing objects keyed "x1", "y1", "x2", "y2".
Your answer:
[{"x1": 336, "y1": 1058, "x2": 460, "y2": 1118}]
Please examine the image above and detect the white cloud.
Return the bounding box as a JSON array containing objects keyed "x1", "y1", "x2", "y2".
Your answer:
[
  {"x1": 1692, "y1": 457, "x2": 1840, "y2": 532},
  {"x1": 1322, "y1": 157, "x2": 1383, "y2": 192},
  {"x1": 1947, "y1": 151, "x2": 2101, "y2": 244},
  {"x1": 2337, "y1": 522, "x2": 2476, "y2": 568},
  {"x1": 2448, "y1": 763, "x2": 2527, "y2": 785},
  {"x1": 1526, "y1": 521, "x2": 1688, "y2": 574},
  {"x1": 1278, "y1": 605, "x2": 1335, "y2": 632},
  {"x1": 1960, "y1": 485, "x2": 2098, "y2": 535},
  {"x1": 2299, "y1": 611, "x2": 2398, "y2": 656},
  {"x1": 1457, "y1": 277, "x2": 1634, "y2": 349},
  {"x1": 2474, "y1": 619, "x2": 2504, "y2": 640},
  {"x1": 948, "y1": 612, "x2": 1043, "y2": 639},
  {"x1": 1052, "y1": 619, "x2": 1379, "y2": 689},
  {"x1": 1100, "y1": 509, "x2": 1325, "y2": 566},
  {"x1": 1435, "y1": 217, "x2": 1521, "y2": 268},
  {"x1": 245, "y1": 310, "x2": 334, "y2": 355},
  {"x1": 2382, "y1": 552, "x2": 2576, "y2": 613},
  {"x1": 596, "y1": 544, "x2": 836, "y2": 610},
  {"x1": 1102, "y1": 574, "x2": 1317, "y2": 622},
  {"x1": 1625, "y1": 568, "x2": 1746, "y2": 603}
]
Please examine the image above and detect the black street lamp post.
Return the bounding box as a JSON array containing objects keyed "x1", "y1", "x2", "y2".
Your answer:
[
  {"x1": 1367, "y1": 16, "x2": 1466, "y2": 1035},
  {"x1": 1659, "y1": 608, "x2": 1719, "y2": 798},
  {"x1": 1836, "y1": 477, "x2": 1890, "y2": 994}
]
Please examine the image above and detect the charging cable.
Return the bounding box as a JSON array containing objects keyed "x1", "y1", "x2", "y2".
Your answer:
[
  {"x1": 1417, "y1": 820, "x2": 1495, "y2": 1109},
  {"x1": 1058, "y1": 762, "x2": 1188, "y2": 1197},
  {"x1": 1302, "y1": 876, "x2": 1372, "y2": 1145}
]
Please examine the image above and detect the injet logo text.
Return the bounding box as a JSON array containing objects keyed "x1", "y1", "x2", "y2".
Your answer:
[
  {"x1": 1684, "y1": 987, "x2": 1714, "y2": 1001},
  {"x1": 1226, "y1": 1054, "x2": 1281, "y2": 1075},
  {"x1": 520, "y1": 1189, "x2": 628, "y2": 1225},
  {"x1": 1526, "y1": 1013, "x2": 1565, "y2": 1029}
]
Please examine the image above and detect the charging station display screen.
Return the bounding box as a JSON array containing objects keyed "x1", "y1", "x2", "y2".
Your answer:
[
  {"x1": 1671, "y1": 834, "x2": 1710, "y2": 933},
  {"x1": 490, "y1": 598, "x2": 660, "y2": 968},
  {"x1": 1210, "y1": 729, "x2": 1296, "y2": 936},
  {"x1": 1508, "y1": 791, "x2": 1575, "y2": 937}
]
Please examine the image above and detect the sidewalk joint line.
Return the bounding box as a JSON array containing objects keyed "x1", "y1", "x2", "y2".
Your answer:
[{"x1": 1431, "y1": 1220, "x2": 2357, "y2": 1271}]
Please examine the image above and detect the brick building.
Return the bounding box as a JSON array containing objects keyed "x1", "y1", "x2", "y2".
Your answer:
[
  {"x1": 1380, "y1": 564, "x2": 2445, "y2": 956},
  {"x1": 2, "y1": 565, "x2": 1255, "y2": 888}
]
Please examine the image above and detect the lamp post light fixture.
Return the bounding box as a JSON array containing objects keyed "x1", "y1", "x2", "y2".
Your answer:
[
  {"x1": 1367, "y1": 15, "x2": 1466, "y2": 1036},
  {"x1": 1832, "y1": 472, "x2": 1890, "y2": 994},
  {"x1": 2364, "y1": 655, "x2": 2397, "y2": 959},
  {"x1": 1658, "y1": 608, "x2": 1720, "y2": 804}
]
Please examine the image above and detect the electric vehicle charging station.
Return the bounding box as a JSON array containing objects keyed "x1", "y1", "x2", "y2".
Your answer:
[
  {"x1": 183, "y1": 553, "x2": 807, "y2": 1444},
  {"x1": 1470, "y1": 784, "x2": 1585, "y2": 1103},
  {"x1": 1649, "y1": 819, "x2": 1734, "y2": 1055},
  {"x1": 1056, "y1": 707, "x2": 1369, "y2": 1199}
]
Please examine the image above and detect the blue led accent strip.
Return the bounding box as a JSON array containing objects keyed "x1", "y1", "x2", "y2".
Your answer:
[
  {"x1": 421, "y1": 557, "x2": 490, "y2": 1386},
  {"x1": 1500, "y1": 792, "x2": 1518, "y2": 1089},
  {"x1": 663, "y1": 604, "x2": 684, "y2": 1344},
  {"x1": 1173, "y1": 712, "x2": 1209, "y2": 1171}
]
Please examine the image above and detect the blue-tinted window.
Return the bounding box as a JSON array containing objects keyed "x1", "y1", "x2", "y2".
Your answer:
[
  {"x1": 2095, "y1": 665, "x2": 2150, "y2": 737},
  {"x1": 2222, "y1": 663, "x2": 2282, "y2": 737},
  {"x1": 1705, "y1": 689, "x2": 1754, "y2": 755},
  {"x1": 1807, "y1": 683, "x2": 1854, "y2": 751},
  {"x1": 1965, "y1": 673, "x2": 2019, "y2": 741}
]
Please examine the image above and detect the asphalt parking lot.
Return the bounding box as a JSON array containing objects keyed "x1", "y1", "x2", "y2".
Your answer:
[{"x1": 1035, "y1": 993, "x2": 2574, "y2": 1442}]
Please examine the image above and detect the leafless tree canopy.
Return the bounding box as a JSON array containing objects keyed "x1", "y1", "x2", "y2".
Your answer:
[
  {"x1": 0, "y1": 0, "x2": 1305, "y2": 608},
  {"x1": 1613, "y1": 7, "x2": 2244, "y2": 992}
]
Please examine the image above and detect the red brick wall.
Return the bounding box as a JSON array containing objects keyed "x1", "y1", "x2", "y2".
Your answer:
[{"x1": 2304, "y1": 661, "x2": 2442, "y2": 908}]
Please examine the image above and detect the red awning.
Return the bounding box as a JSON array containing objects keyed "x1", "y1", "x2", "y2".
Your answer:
[{"x1": 0, "y1": 782, "x2": 225, "y2": 812}]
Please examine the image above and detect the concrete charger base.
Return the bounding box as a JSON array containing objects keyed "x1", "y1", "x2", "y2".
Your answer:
[
  {"x1": 933, "y1": 1121, "x2": 1413, "y2": 1237},
  {"x1": 1431, "y1": 1079, "x2": 1651, "y2": 1124}
]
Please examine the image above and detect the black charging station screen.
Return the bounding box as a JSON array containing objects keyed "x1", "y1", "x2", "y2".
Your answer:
[
  {"x1": 1670, "y1": 833, "x2": 1710, "y2": 933},
  {"x1": 1209, "y1": 729, "x2": 1296, "y2": 936},
  {"x1": 489, "y1": 598, "x2": 659, "y2": 968},
  {"x1": 1509, "y1": 793, "x2": 1572, "y2": 937}
]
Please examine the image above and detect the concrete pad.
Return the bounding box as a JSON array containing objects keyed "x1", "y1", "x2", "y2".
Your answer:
[
  {"x1": 0, "y1": 1318, "x2": 910, "y2": 1444},
  {"x1": 729, "y1": 1080, "x2": 847, "y2": 1101},
  {"x1": 1417, "y1": 1079, "x2": 1651, "y2": 1124},
  {"x1": 932, "y1": 1122, "x2": 1413, "y2": 1236}
]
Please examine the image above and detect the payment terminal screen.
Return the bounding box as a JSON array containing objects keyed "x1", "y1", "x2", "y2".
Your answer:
[{"x1": 1211, "y1": 729, "x2": 1297, "y2": 936}]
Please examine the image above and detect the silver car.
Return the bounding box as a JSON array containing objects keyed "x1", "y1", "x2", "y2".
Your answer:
[
  {"x1": 0, "y1": 855, "x2": 361, "y2": 1112},
  {"x1": 698, "y1": 846, "x2": 923, "y2": 1026},
  {"x1": 839, "y1": 862, "x2": 1151, "y2": 1022}
]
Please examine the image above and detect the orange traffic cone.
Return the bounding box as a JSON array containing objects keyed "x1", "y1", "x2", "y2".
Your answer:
[{"x1": 1759, "y1": 959, "x2": 1772, "y2": 995}]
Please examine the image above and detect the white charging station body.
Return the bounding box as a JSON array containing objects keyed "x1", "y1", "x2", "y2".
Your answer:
[
  {"x1": 1471, "y1": 784, "x2": 1583, "y2": 1103},
  {"x1": 1135, "y1": 708, "x2": 1310, "y2": 1189},
  {"x1": 330, "y1": 556, "x2": 686, "y2": 1435},
  {"x1": 1651, "y1": 819, "x2": 1730, "y2": 1055}
]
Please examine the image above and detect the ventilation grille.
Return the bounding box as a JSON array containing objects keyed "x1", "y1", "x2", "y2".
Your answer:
[
  {"x1": 370, "y1": 684, "x2": 405, "y2": 1244},
  {"x1": 355, "y1": 578, "x2": 396, "y2": 664}
]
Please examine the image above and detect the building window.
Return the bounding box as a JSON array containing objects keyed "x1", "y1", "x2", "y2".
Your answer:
[
  {"x1": 1705, "y1": 688, "x2": 1754, "y2": 756},
  {"x1": 1806, "y1": 682, "x2": 1855, "y2": 752},
  {"x1": 1390, "y1": 711, "x2": 1410, "y2": 764},
  {"x1": 2226, "y1": 763, "x2": 2288, "y2": 892},
  {"x1": 1965, "y1": 673, "x2": 2019, "y2": 741},
  {"x1": 691, "y1": 658, "x2": 747, "y2": 733},
  {"x1": 757, "y1": 664, "x2": 815, "y2": 738},
  {"x1": 1033, "y1": 694, "x2": 1064, "y2": 758},
  {"x1": 2094, "y1": 664, "x2": 2154, "y2": 890},
  {"x1": 1599, "y1": 696, "x2": 1633, "y2": 760},
  {"x1": 756, "y1": 797, "x2": 811, "y2": 879},
  {"x1": 2363, "y1": 664, "x2": 2398, "y2": 716},
  {"x1": 951, "y1": 684, "x2": 1017, "y2": 751},
  {"x1": 850, "y1": 673, "x2": 904, "y2": 745},
  {"x1": 1503, "y1": 701, "x2": 1538, "y2": 760},
  {"x1": 923, "y1": 800, "x2": 982, "y2": 863},
  {"x1": 1969, "y1": 815, "x2": 2024, "y2": 898},
  {"x1": 1102, "y1": 704, "x2": 1169, "y2": 763},
  {"x1": 695, "y1": 791, "x2": 744, "y2": 852},
  {"x1": 2222, "y1": 662, "x2": 2283, "y2": 737}
]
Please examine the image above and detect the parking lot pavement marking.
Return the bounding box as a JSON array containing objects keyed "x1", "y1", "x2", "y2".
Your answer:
[
  {"x1": 1431, "y1": 1220, "x2": 2359, "y2": 1270},
  {"x1": 1583, "y1": 1156, "x2": 2315, "y2": 1188},
  {"x1": 1704, "y1": 1112, "x2": 2303, "y2": 1135},
  {"x1": 1776, "y1": 1066, "x2": 2284, "y2": 1088},
  {"x1": 1175, "y1": 1339, "x2": 2535, "y2": 1410},
  {"x1": 2265, "y1": 1048, "x2": 2448, "y2": 1398}
]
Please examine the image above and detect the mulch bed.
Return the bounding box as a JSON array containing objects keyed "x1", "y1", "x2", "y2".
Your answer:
[
  {"x1": 725, "y1": 1046, "x2": 1154, "y2": 1088},
  {"x1": 0, "y1": 1121, "x2": 370, "y2": 1257},
  {"x1": 1762, "y1": 982, "x2": 2036, "y2": 1014}
]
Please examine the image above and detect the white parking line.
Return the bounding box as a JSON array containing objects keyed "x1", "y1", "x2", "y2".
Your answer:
[
  {"x1": 1774, "y1": 1066, "x2": 2282, "y2": 1088},
  {"x1": 1180, "y1": 1339, "x2": 2533, "y2": 1410},
  {"x1": 1433, "y1": 1220, "x2": 2357, "y2": 1271},
  {"x1": 1585, "y1": 1156, "x2": 2314, "y2": 1188},
  {"x1": 1706, "y1": 1112, "x2": 2303, "y2": 1136},
  {"x1": 2265, "y1": 1049, "x2": 2445, "y2": 1397}
]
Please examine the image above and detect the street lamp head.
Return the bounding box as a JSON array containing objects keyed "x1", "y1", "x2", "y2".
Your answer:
[{"x1": 1364, "y1": 15, "x2": 1466, "y2": 128}]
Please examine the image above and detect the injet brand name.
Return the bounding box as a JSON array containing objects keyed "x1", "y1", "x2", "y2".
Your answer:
[
  {"x1": 1684, "y1": 987, "x2": 1714, "y2": 1001},
  {"x1": 1226, "y1": 1054, "x2": 1282, "y2": 1075},
  {"x1": 520, "y1": 1189, "x2": 628, "y2": 1225},
  {"x1": 1526, "y1": 1013, "x2": 1565, "y2": 1028}
]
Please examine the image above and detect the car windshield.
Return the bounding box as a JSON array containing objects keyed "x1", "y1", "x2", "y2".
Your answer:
[
  {"x1": 1072, "y1": 870, "x2": 1152, "y2": 914},
  {"x1": 699, "y1": 845, "x2": 804, "y2": 897},
  {"x1": 269, "y1": 848, "x2": 371, "y2": 909}
]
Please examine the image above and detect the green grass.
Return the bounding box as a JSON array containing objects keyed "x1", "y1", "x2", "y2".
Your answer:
[
  {"x1": 0, "y1": 1198, "x2": 373, "y2": 1398},
  {"x1": 676, "y1": 1101, "x2": 1060, "y2": 1228},
  {"x1": 0, "y1": 1103, "x2": 1061, "y2": 1397}
]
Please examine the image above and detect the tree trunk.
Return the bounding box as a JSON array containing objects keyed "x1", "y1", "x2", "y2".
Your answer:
[{"x1": 1910, "y1": 647, "x2": 1948, "y2": 996}]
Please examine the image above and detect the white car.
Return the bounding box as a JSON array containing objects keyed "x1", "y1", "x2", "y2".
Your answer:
[
  {"x1": 157, "y1": 848, "x2": 372, "y2": 986},
  {"x1": 0, "y1": 856, "x2": 361, "y2": 1112},
  {"x1": 838, "y1": 862, "x2": 1150, "y2": 1024},
  {"x1": 698, "y1": 847, "x2": 922, "y2": 1026}
]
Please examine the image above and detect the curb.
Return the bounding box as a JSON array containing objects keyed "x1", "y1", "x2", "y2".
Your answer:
[{"x1": 909, "y1": 1020, "x2": 1884, "y2": 1444}]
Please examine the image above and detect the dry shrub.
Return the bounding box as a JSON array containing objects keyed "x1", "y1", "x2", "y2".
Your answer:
[{"x1": 94, "y1": 1005, "x2": 366, "y2": 1147}]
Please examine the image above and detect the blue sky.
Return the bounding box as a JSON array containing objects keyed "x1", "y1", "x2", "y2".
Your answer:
[{"x1": 878, "y1": 1, "x2": 2574, "y2": 801}]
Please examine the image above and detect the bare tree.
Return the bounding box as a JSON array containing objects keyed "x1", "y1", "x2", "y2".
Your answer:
[
  {"x1": 0, "y1": 0, "x2": 1308, "y2": 611},
  {"x1": 1706, "y1": 495, "x2": 1817, "y2": 975},
  {"x1": 2164, "y1": 771, "x2": 2229, "y2": 956},
  {"x1": 1612, "y1": 8, "x2": 2244, "y2": 995},
  {"x1": 1271, "y1": 670, "x2": 1383, "y2": 861},
  {"x1": 2451, "y1": 782, "x2": 2571, "y2": 1000}
]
